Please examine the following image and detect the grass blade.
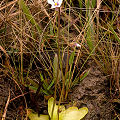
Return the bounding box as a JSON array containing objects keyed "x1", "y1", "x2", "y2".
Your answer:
[{"x1": 18, "y1": 0, "x2": 42, "y2": 33}]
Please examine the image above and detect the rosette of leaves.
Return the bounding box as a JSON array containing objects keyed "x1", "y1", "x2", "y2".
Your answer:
[{"x1": 28, "y1": 97, "x2": 88, "y2": 120}]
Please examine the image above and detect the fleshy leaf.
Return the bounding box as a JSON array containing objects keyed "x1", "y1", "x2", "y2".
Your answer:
[
  {"x1": 48, "y1": 97, "x2": 58, "y2": 120},
  {"x1": 48, "y1": 97, "x2": 65, "y2": 120},
  {"x1": 60, "y1": 107, "x2": 88, "y2": 120},
  {"x1": 78, "y1": 107, "x2": 88, "y2": 119},
  {"x1": 28, "y1": 109, "x2": 49, "y2": 120},
  {"x1": 48, "y1": 97, "x2": 88, "y2": 120}
]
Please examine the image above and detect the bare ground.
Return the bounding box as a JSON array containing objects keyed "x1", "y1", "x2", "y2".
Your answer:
[
  {"x1": 0, "y1": 63, "x2": 114, "y2": 120},
  {"x1": 69, "y1": 64, "x2": 113, "y2": 120}
]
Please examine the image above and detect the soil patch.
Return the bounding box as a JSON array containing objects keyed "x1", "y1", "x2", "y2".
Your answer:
[
  {"x1": 69, "y1": 64, "x2": 113, "y2": 120},
  {"x1": 0, "y1": 64, "x2": 114, "y2": 119}
]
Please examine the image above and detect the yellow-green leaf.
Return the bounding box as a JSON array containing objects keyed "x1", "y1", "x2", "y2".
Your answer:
[
  {"x1": 60, "y1": 107, "x2": 88, "y2": 120},
  {"x1": 78, "y1": 107, "x2": 88, "y2": 119},
  {"x1": 48, "y1": 97, "x2": 58, "y2": 120},
  {"x1": 48, "y1": 97, "x2": 65, "y2": 120},
  {"x1": 28, "y1": 109, "x2": 49, "y2": 120},
  {"x1": 48, "y1": 97, "x2": 88, "y2": 120}
]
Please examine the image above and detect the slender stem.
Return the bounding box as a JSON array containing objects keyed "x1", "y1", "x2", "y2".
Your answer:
[
  {"x1": 58, "y1": 7, "x2": 60, "y2": 62},
  {"x1": 58, "y1": 7, "x2": 65, "y2": 102},
  {"x1": 20, "y1": 2, "x2": 23, "y2": 84},
  {"x1": 57, "y1": 7, "x2": 60, "y2": 120},
  {"x1": 53, "y1": 7, "x2": 61, "y2": 120},
  {"x1": 65, "y1": 6, "x2": 70, "y2": 78},
  {"x1": 54, "y1": 7, "x2": 60, "y2": 96},
  {"x1": 65, "y1": 7, "x2": 70, "y2": 100}
]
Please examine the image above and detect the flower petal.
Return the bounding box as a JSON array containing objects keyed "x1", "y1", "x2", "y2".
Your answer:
[
  {"x1": 47, "y1": 0, "x2": 54, "y2": 5},
  {"x1": 54, "y1": 0, "x2": 58, "y2": 3},
  {"x1": 51, "y1": 4, "x2": 56, "y2": 8},
  {"x1": 75, "y1": 43, "x2": 81, "y2": 48},
  {"x1": 48, "y1": 0, "x2": 63, "y2": 8},
  {"x1": 58, "y1": 0, "x2": 63, "y2": 7}
]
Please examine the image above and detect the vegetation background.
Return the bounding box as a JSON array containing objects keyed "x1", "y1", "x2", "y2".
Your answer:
[{"x1": 0, "y1": 0, "x2": 120, "y2": 119}]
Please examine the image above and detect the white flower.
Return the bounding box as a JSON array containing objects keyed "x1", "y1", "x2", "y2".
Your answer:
[
  {"x1": 47, "y1": 0, "x2": 63, "y2": 8},
  {"x1": 74, "y1": 43, "x2": 81, "y2": 48},
  {"x1": 70, "y1": 42, "x2": 81, "y2": 48}
]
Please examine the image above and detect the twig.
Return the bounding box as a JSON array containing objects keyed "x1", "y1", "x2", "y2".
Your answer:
[{"x1": 2, "y1": 89, "x2": 10, "y2": 120}]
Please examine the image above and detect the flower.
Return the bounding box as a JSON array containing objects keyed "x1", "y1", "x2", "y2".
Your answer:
[
  {"x1": 69, "y1": 42, "x2": 81, "y2": 48},
  {"x1": 47, "y1": 0, "x2": 63, "y2": 8},
  {"x1": 74, "y1": 43, "x2": 81, "y2": 48}
]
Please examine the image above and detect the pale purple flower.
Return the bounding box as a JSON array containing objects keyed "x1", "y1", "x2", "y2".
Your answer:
[
  {"x1": 47, "y1": 0, "x2": 63, "y2": 8},
  {"x1": 74, "y1": 43, "x2": 81, "y2": 48},
  {"x1": 70, "y1": 42, "x2": 81, "y2": 48}
]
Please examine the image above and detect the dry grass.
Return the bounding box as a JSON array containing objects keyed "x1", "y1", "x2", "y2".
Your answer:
[{"x1": 0, "y1": 0, "x2": 120, "y2": 119}]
